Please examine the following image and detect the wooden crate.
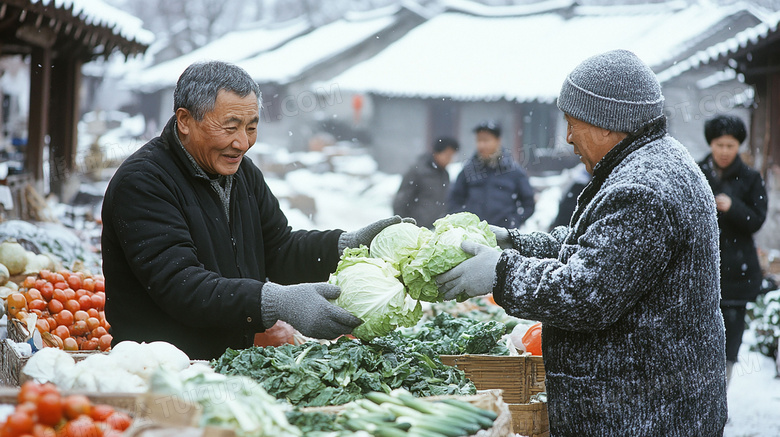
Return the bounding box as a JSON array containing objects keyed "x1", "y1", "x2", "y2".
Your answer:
[
  {"x1": 508, "y1": 402, "x2": 550, "y2": 437},
  {"x1": 439, "y1": 354, "x2": 546, "y2": 404},
  {"x1": 1, "y1": 338, "x2": 99, "y2": 386}
]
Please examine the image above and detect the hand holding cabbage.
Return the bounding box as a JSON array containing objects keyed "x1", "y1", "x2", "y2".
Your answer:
[{"x1": 329, "y1": 212, "x2": 500, "y2": 341}]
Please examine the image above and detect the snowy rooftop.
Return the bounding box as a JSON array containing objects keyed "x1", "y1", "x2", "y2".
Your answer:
[
  {"x1": 657, "y1": 9, "x2": 780, "y2": 83},
  {"x1": 128, "y1": 6, "x2": 405, "y2": 92},
  {"x1": 325, "y1": 1, "x2": 757, "y2": 102},
  {"x1": 238, "y1": 14, "x2": 397, "y2": 85},
  {"x1": 35, "y1": 0, "x2": 154, "y2": 46},
  {"x1": 125, "y1": 18, "x2": 311, "y2": 92}
]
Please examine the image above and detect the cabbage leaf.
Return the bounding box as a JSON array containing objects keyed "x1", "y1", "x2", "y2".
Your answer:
[
  {"x1": 329, "y1": 246, "x2": 422, "y2": 341},
  {"x1": 402, "y1": 213, "x2": 499, "y2": 302}
]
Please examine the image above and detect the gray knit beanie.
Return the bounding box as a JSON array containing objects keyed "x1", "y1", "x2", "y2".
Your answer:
[{"x1": 557, "y1": 49, "x2": 664, "y2": 133}]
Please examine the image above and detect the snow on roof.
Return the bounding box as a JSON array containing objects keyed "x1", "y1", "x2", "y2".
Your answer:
[
  {"x1": 126, "y1": 18, "x2": 311, "y2": 92},
  {"x1": 34, "y1": 0, "x2": 154, "y2": 46},
  {"x1": 237, "y1": 14, "x2": 397, "y2": 85},
  {"x1": 657, "y1": 9, "x2": 780, "y2": 83},
  {"x1": 324, "y1": 2, "x2": 753, "y2": 102}
]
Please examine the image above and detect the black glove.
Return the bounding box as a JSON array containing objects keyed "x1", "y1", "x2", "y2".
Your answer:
[{"x1": 261, "y1": 282, "x2": 362, "y2": 340}]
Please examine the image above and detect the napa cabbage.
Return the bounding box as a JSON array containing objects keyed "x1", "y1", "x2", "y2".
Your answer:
[
  {"x1": 329, "y1": 246, "x2": 422, "y2": 341},
  {"x1": 401, "y1": 213, "x2": 499, "y2": 302}
]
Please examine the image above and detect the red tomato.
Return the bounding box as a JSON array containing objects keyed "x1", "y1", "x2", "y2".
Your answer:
[
  {"x1": 81, "y1": 338, "x2": 99, "y2": 351},
  {"x1": 62, "y1": 417, "x2": 102, "y2": 437},
  {"x1": 47, "y1": 299, "x2": 63, "y2": 314},
  {"x1": 66, "y1": 275, "x2": 82, "y2": 291},
  {"x1": 25, "y1": 288, "x2": 43, "y2": 303},
  {"x1": 64, "y1": 299, "x2": 80, "y2": 314},
  {"x1": 52, "y1": 288, "x2": 68, "y2": 303},
  {"x1": 22, "y1": 276, "x2": 37, "y2": 289},
  {"x1": 78, "y1": 295, "x2": 92, "y2": 311},
  {"x1": 97, "y1": 334, "x2": 113, "y2": 352},
  {"x1": 63, "y1": 289, "x2": 76, "y2": 301},
  {"x1": 39, "y1": 282, "x2": 54, "y2": 301},
  {"x1": 63, "y1": 337, "x2": 78, "y2": 351},
  {"x1": 32, "y1": 423, "x2": 57, "y2": 437},
  {"x1": 4, "y1": 411, "x2": 34, "y2": 435},
  {"x1": 86, "y1": 317, "x2": 100, "y2": 331},
  {"x1": 53, "y1": 281, "x2": 68, "y2": 291},
  {"x1": 93, "y1": 280, "x2": 104, "y2": 293},
  {"x1": 70, "y1": 321, "x2": 89, "y2": 337},
  {"x1": 105, "y1": 412, "x2": 131, "y2": 431},
  {"x1": 62, "y1": 395, "x2": 91, "y2": 420},
  {"x1": 36, "y1": 392, "x2": 63, "y2": 426},
  {"x1": 18, "y1": 381, "x2": 44, "y2": 404},
  {"x1": 73, "y1": 310, "x2": 89, "y2": 323},
  {"x1": 82, "y1": 278, "x2": 95, "y2": 293},
  {"x1": 55, "y1": 310, "x2": 74, "y2": 327},
  {"x1": 91, "y1": 293, "x2": 105, "y2": 311},
  {"x1": 89, "y1": 405, "x2": 114, "y2": 422},
  {"x1": 53, "y1": 325, "x2": 70, "y2": 340},
  {"x1": 29, "y1": 299, "x2": 47, "y2": 312},
  {"x1": 35, "y1": 319, "x2": 51, "y2": 333}
]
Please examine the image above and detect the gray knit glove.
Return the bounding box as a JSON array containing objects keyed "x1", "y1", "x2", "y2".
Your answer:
[
  {"x1": 338, "y1": 216, "x2": 416, "y2": 253},
  {"x1": 490, "y1": 225, "x2": 512, "y2": 250},
  {"x1": 261, "y1": 282, "x2": 362, "y2": 340},
  {"x1": 436, "y1": 241, "x2": 502, "y2": 301}
]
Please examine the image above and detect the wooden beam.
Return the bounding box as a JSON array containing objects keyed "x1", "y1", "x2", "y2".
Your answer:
[
  {"x1": 48, "y1": 56, "x2": 82, "y2": 199},
  {"x1": 27, "y1": 46, "x2": 52, "y2": 183}
]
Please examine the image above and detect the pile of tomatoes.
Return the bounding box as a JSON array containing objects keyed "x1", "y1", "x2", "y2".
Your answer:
[
  {"x1": 5, "y1": 270, "x2": 112, "y2": 351},
  {"x1": 0, "y1": 381, "x2": 132, "y2": 437}
]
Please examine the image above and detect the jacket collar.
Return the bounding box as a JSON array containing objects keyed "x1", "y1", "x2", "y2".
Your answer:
[{"x1": 571, "y1": 117, "x2": 668, "y2": 226}]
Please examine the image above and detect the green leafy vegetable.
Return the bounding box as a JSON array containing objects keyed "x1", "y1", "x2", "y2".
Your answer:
[
  {"x1": 149, "y1": 366, "x2": 301, "y2": 437},
  {"x1": 329, "y1": 246, "x2": 422, "y2": 341},
  {"x1": 369, "y1": 222, "x2": 432, "y2": 270},
  {"x1": 211, "y1": 337, "x2": 475, "y2": 407},
  {"x1": 401, "y1": 213, "x2": 499, "y2": 302}
]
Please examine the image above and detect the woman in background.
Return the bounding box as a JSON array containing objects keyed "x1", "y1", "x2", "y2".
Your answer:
[{"x1": 698, "y1": 114, "x2": 768, "y2": 386}]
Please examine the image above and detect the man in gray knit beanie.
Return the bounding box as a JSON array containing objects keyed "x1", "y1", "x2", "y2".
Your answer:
[{"x1": 438, "y1": 49, "x2": 727, "y2": 435}]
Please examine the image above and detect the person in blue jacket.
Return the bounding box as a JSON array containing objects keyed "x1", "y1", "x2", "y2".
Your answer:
[{"x1": 447, "y1": 120, "x2": 535, "y2": 228}]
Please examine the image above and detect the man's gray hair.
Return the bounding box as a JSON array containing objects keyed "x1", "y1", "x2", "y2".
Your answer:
[{"x1": 173, "y1": 61, "x2": 261, "y2": 121}]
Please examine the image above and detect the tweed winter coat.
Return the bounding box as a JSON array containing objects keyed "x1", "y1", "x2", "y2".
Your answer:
[
  {"x1": 448, "y1": 148, "x2": 535, "y2": 228},
  {"x1": 393, "y1": 154, "x2": 451, "y2": 229},
  {"x1": 495, "y1": 119, "x2": 727, "y2": 436},
  {"x1": 101, "y1": 116, "x2": 343, "y2": 360},
  {"x1": 698, "y1": 154, "x2": 767, "y2": 304}
]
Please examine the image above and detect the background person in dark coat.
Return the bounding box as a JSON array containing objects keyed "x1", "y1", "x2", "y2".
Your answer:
[
  {"x1": 698, "y1": 114, "x2": 768, "y2": 386},
  {"x1": 393, "y1": 137, "x2": 459, "y2": 228},
  {"x1": 447, "y1": 121, "x2": 535, "y2": 228},
  {"x1": 102, "y1": 61, "x2": 407, "y2": 360},
  {"x1": 437, "y1": 50, "x2": 727, "y2": 436}
]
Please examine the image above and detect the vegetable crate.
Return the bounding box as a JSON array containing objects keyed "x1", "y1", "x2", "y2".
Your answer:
[
  {"x1": 0, "y1": 338, "x2": 97, "y2": 386},
  {"x1": 0, "y1": 386, "x2": 140, "y2": 412},
  {"x1": 439, "y1": 354, "x2": 546, "y2": 404},
  {"x1": 508, "y1": 402, "x2": 550, "y2": 437}
]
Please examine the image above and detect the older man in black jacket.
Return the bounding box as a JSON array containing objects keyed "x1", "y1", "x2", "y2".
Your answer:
[
  {"x1": 102, "y1": 61, "x2": 404, "y2": 360},
  {"x1": 437, "y1": 50, "x2": 727, "y2": 436}
]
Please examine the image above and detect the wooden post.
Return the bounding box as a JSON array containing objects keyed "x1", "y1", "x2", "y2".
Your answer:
[
  {"x1": 48, "y1": 56, "x2": 82, "y2": 201},
  {"x1": 27, "y1": 46, "x2": 52, "y2": 188}
]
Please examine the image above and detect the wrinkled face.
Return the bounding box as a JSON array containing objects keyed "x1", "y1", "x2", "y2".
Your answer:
[
  {"x1": 433, "y1": 148, "x2": 457, "y2": 168},
  {"x1": 709, "y1": 134, "x2": 741, "y2": 169},
  {"x1": 176, "y1": 90, "x2": 260, "y2": 176},
  {"x1": 564, "y1": 114, "x2": 620, "y2": 174},
  {"x1": 476, "y1": 131, "x2": 501, "y2": 159}
]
